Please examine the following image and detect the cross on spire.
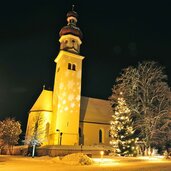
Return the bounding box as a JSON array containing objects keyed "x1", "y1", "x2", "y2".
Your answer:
[{"x1": 72, "y1": 4, "x2": 75, "y2": 11}]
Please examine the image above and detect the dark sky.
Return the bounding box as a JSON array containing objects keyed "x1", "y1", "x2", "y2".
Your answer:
[{"x1": 0, "y1": 1, "x2": 171, "y2": 131}]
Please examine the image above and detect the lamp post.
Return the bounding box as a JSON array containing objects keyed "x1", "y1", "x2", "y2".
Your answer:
[
  {"x1": 60, "y1": 132, "x2": 63, "y2": 145},
  {"x1": 56, "y1": 129, "x2": 63, "y2": 145},
  {"x1": 56, "y1": 129, "x2": 60, "y2": 145},
  {"x1": 100, "y1": 151, "x2": 104, "y2": 163},
  {"x1": 31, "y1": 139, "x2": 38, "y2": 158}
]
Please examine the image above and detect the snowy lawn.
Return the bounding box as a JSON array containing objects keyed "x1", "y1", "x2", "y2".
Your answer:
[{"x1": 1, "y1": 155, "x2": 171, "y2": 171}]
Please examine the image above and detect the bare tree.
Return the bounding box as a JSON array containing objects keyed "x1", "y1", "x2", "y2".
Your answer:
[
  {"x1": 24, "y1": 113, "x2": 49, "y2": 157},
  {"x1": 110, "y1": 61, "x2": 171, "y2": 152},
  {"x1": 0, "y1": 118, "x2": 22, "y2": 154},
  {"x1": 156, "y1": 113, "x2": 171, "y2": 155},
  {"x1": 25, "y1": 113, "x2": 49, "y2": 145}
]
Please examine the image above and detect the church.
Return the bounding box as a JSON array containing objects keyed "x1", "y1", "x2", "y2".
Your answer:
[{"x1": 25, "y1": 7, "x2": 113, "y2": 146}]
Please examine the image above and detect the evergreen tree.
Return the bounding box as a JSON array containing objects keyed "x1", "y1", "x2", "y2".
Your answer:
[
  {"x1": 110, "y1": 93, "x2": 137, "y2": 156},
  {"x1": 110, "y1": 61, "x2": 171, "y2": 153}
]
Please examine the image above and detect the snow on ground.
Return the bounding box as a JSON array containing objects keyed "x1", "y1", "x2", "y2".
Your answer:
[
  {"x1": 62, "y1": 153, "x2": 92, "y2": 165},
  {"x1": 1, "y1": 154, "x2": 171, "y2": 171}
]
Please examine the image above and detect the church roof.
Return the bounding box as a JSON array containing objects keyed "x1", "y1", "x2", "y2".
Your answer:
[
  {"x1": 80, "y1": 96, "x2": 113, "y2": 124},
  {"x1": 29, "y1": 91, "x2": 112, "y2": 124},
  {"x1": 30, "y1": 89, "x2": 53, "y2": 112},
  {"x1": 59, "y1": 25, "x2": 83, "y2": 39}
]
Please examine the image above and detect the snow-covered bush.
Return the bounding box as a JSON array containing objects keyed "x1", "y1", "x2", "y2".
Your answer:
[{"x1": 62, "y1": 153, "x2": 92, "y2": 165}]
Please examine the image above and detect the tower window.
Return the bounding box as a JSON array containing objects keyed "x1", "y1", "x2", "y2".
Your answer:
[
  {"x1": 68, "y1": 63, "x2": 72, "y2": 70},
  {"x1": 109, "y1": 130, "x2": 111, "y2": 137},
  {"x1": 72, "y1": 64, "x2": 76, "y2": 71},
  {"x1": 68, "y1": 63, "x2": 76, "y2": 71}
]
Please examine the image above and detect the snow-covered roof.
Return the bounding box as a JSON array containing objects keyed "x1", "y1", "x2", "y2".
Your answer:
[
  {"x1": 80, "y1": 96, "x2": 113, "y2": 124},
  {"x1": 30, "y1": 89, "x2": 53, "y2": 112}
]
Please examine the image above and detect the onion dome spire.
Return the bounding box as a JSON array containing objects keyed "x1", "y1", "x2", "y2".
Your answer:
[{"x1": 59, "y1": 5, "x2": 83, "y2": 39}]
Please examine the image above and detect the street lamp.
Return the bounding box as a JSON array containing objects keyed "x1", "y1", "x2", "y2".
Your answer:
[
  {"x1": 31, "y1": 139, "x2": 38, "y2": 158},
  {"x1": 60, "y1": 132, "x2": 63, "y2": 145},
  {"x1": 56, "y1": 129, "x2": 63, "y2": 145},
  {"x1": 100, "y1": 151, "x2": 104, "y2": 163}
]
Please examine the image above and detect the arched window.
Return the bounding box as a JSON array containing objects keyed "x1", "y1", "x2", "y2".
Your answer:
[
  {"x1": 72, "y1": 64, "x2": 76, "y2": 71},
  {"x1": 99, "y1": 129, "x2": 103, "y2": 143},
  {"x1": 68, "y1": 63, "x2": 76, "y2": 71},
  {"x1": 68, "y1": 63, "x2": 71, "y2": 70},
  {"x1": 79, "y1": 127, "x2": 81, "y2": 137},
  {"x1": 109, "y1": 130, "x2": 111, "y2": 137}
]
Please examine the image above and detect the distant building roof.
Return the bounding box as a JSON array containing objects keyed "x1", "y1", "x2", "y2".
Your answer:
[{"x1": 80, "y1": 96, "x2": 113, "y2": 124}]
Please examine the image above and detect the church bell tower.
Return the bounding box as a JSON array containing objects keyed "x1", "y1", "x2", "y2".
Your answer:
[{"x1": 50, "y1": 6, "x2": 84, "y2": 145}]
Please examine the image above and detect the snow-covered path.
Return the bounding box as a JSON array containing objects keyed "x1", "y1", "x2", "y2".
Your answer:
[{"x1": 1, "y1": 155, "x2": 171, "y2": 171}]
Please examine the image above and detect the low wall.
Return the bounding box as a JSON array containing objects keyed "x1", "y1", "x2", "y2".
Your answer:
[
  {"x1": 34, "y1": 145, "x2": 111, "y2": 157},
  {"x1": 1, "y1": 145, "x2": 113, "y2": 157},
  {"x1": 1, "y1": 145, "x2": 27, "y2": 155},
  {"x1": 37, "y1": 148, "x2": 102, "y2": 157}
]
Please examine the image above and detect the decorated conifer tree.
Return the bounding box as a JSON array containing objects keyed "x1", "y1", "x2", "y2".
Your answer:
[{"x1": 110, "y1": 93, "x2": 138, "y2": 156}]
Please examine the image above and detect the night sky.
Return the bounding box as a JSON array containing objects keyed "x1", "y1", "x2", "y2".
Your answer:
[{"x1": 1, "y1": 1, "x2": 171, "y2": 131}]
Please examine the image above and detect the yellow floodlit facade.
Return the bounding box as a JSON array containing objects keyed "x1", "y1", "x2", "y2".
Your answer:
[
  {"x1": 25, "y1": 89, "x2": 52, "y2": 145},
  {"x1": 50, "y1": 50, "x2": 84, "y2": 145},
  {"x1": 25, "y1": 8, "x2": 112, "y2": 146}
]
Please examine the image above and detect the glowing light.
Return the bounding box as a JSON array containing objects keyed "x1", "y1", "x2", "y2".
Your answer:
[
  {"x1": 76, "y1": 95, "x2": 80, "y2": 101},
  {"x1": 92, "y1": 158, "x2": 119, "y2": 166},
  {"x1": 70, "y1": 102, "x2": 75, "y2": 108},
  {"x1": 100, "y1": 151, "x2": 104, "y2": 163},
  {"x1": 62, "y1": 92, "x2": 67, "y2": 97},
  {"x1": 62, "y1": 100, "x2": 66, "y2": 104},
  {"x1": 137, "y1": 156, "x2": 165, "y2": 162},
  {"x1": 68, "y1": 94, "x2": 74, "y2": 101},
  {"x1": 67, "y1": 80, "x2": 75, "y2": 89},
  {"x1": 64, "y1": 107, "x2": 68, "y2": 111},
  {"x1": 100, "y1": 151, "x2": 104, "y2": 156}
]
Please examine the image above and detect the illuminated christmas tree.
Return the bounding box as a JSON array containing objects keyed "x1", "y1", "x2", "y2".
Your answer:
[{"x1": 110, "y1": 93, "x2": 137, "y2": 156}]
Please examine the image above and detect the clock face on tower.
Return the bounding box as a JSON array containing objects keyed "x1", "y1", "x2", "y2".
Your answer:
[
  {"x1": 72, "y1": 39, "x2": 78, "y2": 52},
  {"x1": 64, "y1": 38, "x2": 78, "y2": 53}
]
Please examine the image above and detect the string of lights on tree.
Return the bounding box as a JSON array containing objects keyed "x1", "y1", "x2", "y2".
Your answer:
[{"x1": 110, "y1": 92, "x2": 138, "y2": 156}]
